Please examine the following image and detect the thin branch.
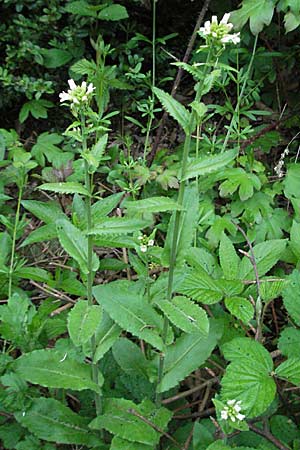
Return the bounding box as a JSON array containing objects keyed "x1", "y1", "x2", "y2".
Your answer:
[
  {"x1": 162, "y1": 377, "x2": 218, "y2": 405},
  {"x1": 249, "y1": 424, "x2": 290, "y2": 450}
]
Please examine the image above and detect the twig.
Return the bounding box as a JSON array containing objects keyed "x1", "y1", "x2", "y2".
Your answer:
[
  {"x1": 162, "y1": 377, "x2": 218, "y2": 405},
  {"x1": 149, "y1": 0, "x2": 212, "y2": 163},
  {"x1": 29, "y1": 280, "x2": 76, "y2": 304},
  {"x1": 249, "y1": 424, "x2": 290, "y2": 450},
  {"x1": 127, "y1": 408, "x2": 182, "y2": 449},
  {"x1": 174, "y1": 406, "x2": 215, "y2": 420},
  {"x1": 50, "y1": 302, "x2": 73, "y2": 316}
]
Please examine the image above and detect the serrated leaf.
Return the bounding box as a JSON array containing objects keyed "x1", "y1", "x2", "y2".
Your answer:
[
  {"x1": 39, "y1": 182, "x2": 90, "y2": 196},
  {"x1": 155, "y1": 296, "x2": 209, "y2": 335},
  {"x1": 93, "y1": 313, "x2": 121, "y2": 363},
  {"x1": 13, "y1": 349, "x2": 102, "y2": 393},
  {"x1": 14, "y1": 267, "x2": 52, "y2": 283},
  {"x1": 68, "y1": 300, "x2": 102, "y2": 347},
  {"x1": 93, "y1": 280, "x2": 165, "y2": 350},
  {"x1": 110, "y1": 436, "x2": 151, "y2": 450},
  {"x1": 153, "y1": 87, "x2": 191, "y2": 131},
  {"x1": 219, "y1": 232, "x2": 240, "y2": 279},
  {"x1": 158, "y1": 320, "x2": 221, "y2": 393},
  {"x1": 177, "y1": 266, "x2": 224, "y2": 304},
  {"x1": 270, "y1": 415, "x2": 300, "y2": 444},
  {"x1": 15, "y1": 398, "x2": 100, "y2": 446},
  {"x1": 238, "y1": 239, "x2": 287, "y2": 280},
  {"x1": 230, "y1": 0, "x2": 275, "y2": 34},
  {"x1": 278, "y1": 327, "x2": 300, "y2": 358},
  {"x1": 282, "y1": 270, "x2": 300, "y2": 326},
  {"x1": 98, "y1": 4, "x2": 128, "y2": 20},
  {"x1": 183, "y1": 149, "x2": 237, "y2": 181},
  {"x1": 225, "y1": 297, "x2": 254, "y2": 324},
  {"x1": 56, "y1": 218, "x2": 99, "y2": 274},
  {"x1": 64, "y1": 0, "x2": 98, "y2": 17},
  {"x1": 92, "y1": 192, "x2": 123, "y2": 221},
  {"x1": 124, "y1": 196, "x2": 183, "y2": 213},
  {"x1": 89, "y1": 398, "x2": 172, "y2": 446},
  {"x1": 275, "y1": 357, "x2": 300, "y2": 385},
  {"x1": 290, "y1": 220, "x2": 300, "y2": 260},
  {"x1": 222, "y1": 337, "x2": 273, "y2": 370},
  {"x1": 112, "y1": 338, "x2": 151, "y2": 379},
  {"x1": 284, "y1": 163, "x2": 300, "y2": 200},
  {"x1": 89, "y1": 217, "x2": 151, "y2": 235},
  {"x1": 259, "y1": 278, "x2": 287, "y2": 303},
  {"x1": 21, "y1": 200, "x2": 63, "y2": 223},
  {"x1": 70, "y1": 58, "x2": 97, "y2": 76},
  {"x1": 21, "y1": 223, "x2": 57, "y2": 247},
  {"x1": 41, "y1": 49, "x2": 72, "y2": 68}
]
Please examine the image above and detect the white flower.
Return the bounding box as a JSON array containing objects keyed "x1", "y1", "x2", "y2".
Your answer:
[
  {"x1": 59, "y1": 79, "x2": 95, "y2": 109},
  {"x1": 148, "y1": 239, "x2": 154, "y2": 247},
  {"x1": 140, "y1": 245, "x2": 147, "y2": 253},
  {"x1": 220, "y1": 399, "x2": 245, "y2": 422},
  {"x1": 199, "y1": 13, "x2": 240, "y2": 45}
]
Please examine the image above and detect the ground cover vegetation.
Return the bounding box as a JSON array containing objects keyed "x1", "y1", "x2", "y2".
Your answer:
[{"x1": 1, "y1": 0, "x2": 300, "y2": 448}]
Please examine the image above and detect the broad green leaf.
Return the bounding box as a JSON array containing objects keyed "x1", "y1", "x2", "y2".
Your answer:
[
  {"x1": 20, "y1": 223, "x2": 57, "y2": 247},
  {"x1": 21, "y1": 200, "x2": 63, "y2": 223},
  {"x1": 93, "y1": 313, "x2": 121, "y2": 363},
  {"x1": 276, "y1": 357, "x2": 300, "y2": 385},
  {"x1": 222, "y1": 337, "x2": 273, "y2": 370},
  {"x1": 92, "y1": 192, "x2": 123, "y2": 221},
  {"x1": 89, "y1": 398, "x2": 172, "y2": 446},
  {"x1": 13, "y1": 349, "x2": 102, "y2": 393},
  {"x1": 67, "y1": 300, "x2": 102, "y2": 347},
  {"x1": 183, "y1": 149, "x2": 237, "y2": 181},
  {"x1": 158, "y1": 319, "x2": 222, "y2": 393},
  {"x1": 162, "y1": 182, "x2": 199, "y2": 267},
  {"x1": 39, "y1": 182, "x2": 90, "y2": 196},
  {"x1": 110, "y1": 436, "x2": 151, "y2": 450},
  {"x1": 284, "y1": 10, "x2": 300, "y2": 32},
  {"x1": 270, "y1": 415, "x2": 300, "y2": 444},
  {"x1": 112, "y1": 338, "x2": 152, "y2": 379},
  {"x1": 219, "y1": 232, "x2": 240, "y2": 279},
  {"x1": 56, "y1": 218, "x2": 99, "y2": 274},
  {"x1": 259, "y1": 278, "x2": 287, "y2": 303},
  {"x1": 225, "y1": 297, "x2": 254, "y2": 324},
  {"x1": 41, "y1": 49, "x2": 72, "y2": 68},
  {"x1": 278, "y1": 327, "x2": 300, "y2": 358},
  {"x1": 64, "y1": 0, "x2": 98, "y2": 17},
  {"x1": 290, "y1": 220, "x2": 300, "y2": 260},
  {"x1": 89, "y1": 217, "x2": 151, "y2": 235},
  {"x1": 282, "y1": 270, "x2": 300, "y2": 326},
  {"x1": 206, "y1": 443, "x2": 231, "y2": 450},
  {"x1": 219, "y1": 168, "x2": 261, "y2": 201},
  {"x1": 93, "y1": 280, "x2": 165, "y2": 350},
  {"x1": 124, "y1": 196, "x2": 183, "y2": 213},
  {"x1": 177, "y1": 266, "x2": 224, "y2": 304},
  {"x1": 284, "y1": 163, "x2": 300, "y2": 200},
  {"x1": 153, "y1": 87, "x2": 191, "y2": 132},
  {"x1": 155, "y1": 296, "x2": 209, "y2": 335},
  {"x1": 230, "y1": 0, "x2": 275, "y2": 34},
  {"x1": 98, "y1": 4, "x2": 128, "y2": 20},
  {"x1": 238, "y1": 239, "x2": 287, "y2": 280},
  {"x1": 14, "y1": 267, "x2": 52, "y2": 283},
  {"x1": 186, "y1": 247, "x2": 219, "y2": 276},
  {"x1": 15, "y1": 398, "x2": 100, "y2": 446},
  {"x1": 31, "y1": 132, "x2": 64, "y2": 167},
  {"x1": 93, "y1": 235, "x2": 137, "y2": 248}
]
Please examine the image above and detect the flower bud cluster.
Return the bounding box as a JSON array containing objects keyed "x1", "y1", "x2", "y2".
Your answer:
[
  {"x1": 274, "y1": 147, "x2": 289, "y2": 178},
  {"x1": 138, "y1": 235, "x2": 154, "y2": 253},
  {"x1": 59, "y1": 79, "x2": 95, "y2": 111},
  {"x1": 199, "y1": 13, "x2": 240, "y2": 45},
  {"x1": 220, "y1": 399, "x2": 245, "y2": 422}
]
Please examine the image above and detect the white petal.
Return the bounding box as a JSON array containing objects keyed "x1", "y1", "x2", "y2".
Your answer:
[
  {"x1": 81, "y1": 81, "x2": 87, "y2": 89},
  {"x1": 220, "y1": 13, "x2": 230, "y2": 24},
  {"x1": 68, "y1": 79, "x2": 77, "y2": 90},
  {"x1": 227, "y1": 399, "x2": 236, "y2": 406},
  {"x1": 82, "y1": 95, "x2": 88, "y2": 102},
  {"x1": 72, "y1": 98, "x2": 80, "y2": 104},
  {"x1": 221, "y1": 410, "x2": 228, "y2": 420},
  {"x1": 148, "y1": 239, "x2": 154, "y2": 246},
  {"x1": 140, "y1": 245, "x2": 147, "y2": 253},
  {"x1": 59, "y1": 92, "x2": 70, "y2": 102},
  {"x1": 87, "y1": 83, "x2": 95, "y2": 94},
  {"x1": 237, "y1": 413, "x2": 245, "y2": 421},
  {"x1": 211, "y1": 15, "x2": 218, "y2": 24}
]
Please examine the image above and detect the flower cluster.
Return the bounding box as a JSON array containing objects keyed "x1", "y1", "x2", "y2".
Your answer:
[
  {"x1": 59, "y1": 79, "x2": 95, "y2": 109},
  {"x1": 199, "y1": 13, "x2": 240, "y2": 45},
  {"x1": 220, "y1": 399, "x2": 245, "y2": 422},
  {"x1": 138, "y1": 235, "x2": 154, "y2": 253},
  {"x1": 274, "y1": 147, "x2": 289, "y2": 178}
]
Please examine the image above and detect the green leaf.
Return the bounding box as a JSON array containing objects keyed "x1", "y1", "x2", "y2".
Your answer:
[
  {"x1": 284, "y1": 163, "x2": 300, "y2": 200},
  {"x1": 22, "y1": 200, "x2": 63, "y2": 224},
  {"x1": 31, "y1": 132, "x2": 64, "y2": 167},
  {"x1": 64, "y1": 0, "x2": 98, "y2": 17},
  {"x1": 110, "y1": 437, "x2": 151, "y2": 450},
  {"x1": 225, "y1": 297, "x2": 254, "y2": 324},
  {"x1": 282, "y1": 270, "x2": 300, "y2": 326},
  {"x1": 68, "y1": 300, "x2": 102, "y2": 347},
  {"x1": 112, "y1": 338, "x2": 152, "y2": 379},
  {"x1": 290, "y1": 220, "x2": 300, "y2": 260},
  {"x1": 124, "y1": 196, "x2": 183, "y2": 213},
  {"x1": 19, "y1": 100, "x2": 53, "y2": 123},
  {"x1": 85, "y1": 134, "x2": 108, "y2": 173},
  {"x1": 39, "y1": 182, "x2": 90, "y2": 196},
  {"x1": 89, "y1": 217, "x2": 151, "y2": 236},
  {"x1": 14, "y1": 267, "x2": 52, "y2": 283},
  {"x1": 13, "y1": 349, "x2": 102, "y2": 393},
  {"x1": 93, "y1": 280, "x2": 165, "y2": 350},
  {"x1": 155, "y1": 296, "x2": 209, "y2": 335},
  {"x1": 158, "y1": 320, "x2": 222, "y2": 393},
  {"x1": 41, "y1": 49, "x2": 72, "y2": 68},
  {"x1": 270, "y1": 415, "x2": 300, "y2": 444},
  {"x1": 89, "y1": 398, "x2": 172, "y2": 446},
  {"x1": 93, "y1": 313, "x2": 122, "y2": 363},
  {"x1": 178, "y1": 267, "x2": 224, "y2": 304},
  {"x1": 284, "y1": 10, "x2": 300, "y2": 32},
  {"x1": 221, "y1": 338, "x2": 276, "y2": 417},
  {"x1": 276, "y1": 357, "x2": 300, "y2": 385},
  {"x1": 98, "y1": 4, "x2": 128, "y2": 20},
  {"x1": 230, "y1": 0, "x2": 275, "y2": 34},
  {"x1": 56, "y1": 218, "x2": 99, "y2": 274},
  {"x1": 92, "y1": 192, "x2": 123, "y2": 221},
  {"x1": 20, "y1": 223, "x2": 57, "y2": 247},
  {"x1": 278, "y1": 327, "x2": 300, "y2": 358},
  {"x1": 219, "y1": 232, "x2": 240, "y2": 280},
  {"x1": 238, "y1": 239, "x2": 287, "y2": 280},
  {"x1": 15, "y1": 398, "x2": 100, "y2": 446},
  {"x1": 183, "y1": 149, "x2": 237, "y2": 181},
  {"x1": 153, "y1": 87, "x2": 191, "y2": 132}
]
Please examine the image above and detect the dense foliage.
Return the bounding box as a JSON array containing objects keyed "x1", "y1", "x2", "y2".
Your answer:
[{"x1": 1, "y1": 0, "x2": 300, "y2": 449}]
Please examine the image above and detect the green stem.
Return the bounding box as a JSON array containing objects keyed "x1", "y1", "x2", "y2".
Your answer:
[
  {"x1": 156, "y1": 55, "x2": 211, "y2": 406},
  {"x1": 8, "y1": 178, "x2": 24, "y2": 299},
  {"x1": 81, "y1": 116, "x2": 102, "y2": 417},
  {"x1": 222, "y1": 35, "x2": 258, "y2": 152}
]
